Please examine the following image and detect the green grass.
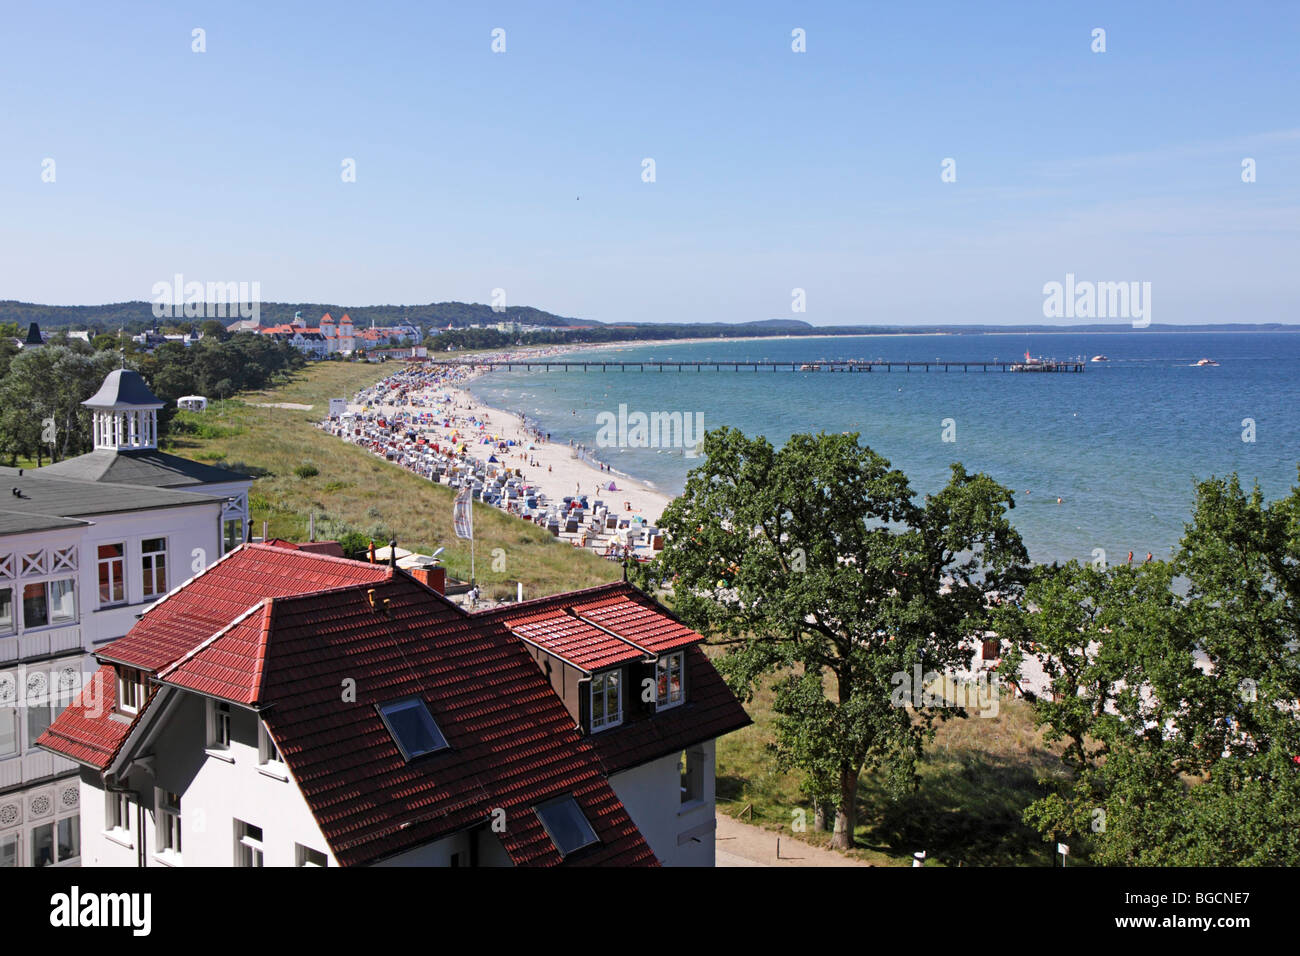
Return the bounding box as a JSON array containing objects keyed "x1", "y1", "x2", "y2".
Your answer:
[
  {"x1": 158, "y1": 361, "x2": 623, "y2": 596},
  {"x1": 713, "y1": 659, "x2": 1067, "y2": 866}
]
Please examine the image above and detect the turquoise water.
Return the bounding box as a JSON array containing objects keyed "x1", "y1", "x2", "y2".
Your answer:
[{"x1": 468, "y1": 332, "x2": 1300, "y2": 565}]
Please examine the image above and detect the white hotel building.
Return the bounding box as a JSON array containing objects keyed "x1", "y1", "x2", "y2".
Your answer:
[{"x1": 0, "y1": 369, "x2": 250, "y2": 867}]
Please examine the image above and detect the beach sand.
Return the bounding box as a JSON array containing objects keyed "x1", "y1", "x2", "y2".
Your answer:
[{"x1": 437, "y1": 382, "x2": 672, "y2": 524}]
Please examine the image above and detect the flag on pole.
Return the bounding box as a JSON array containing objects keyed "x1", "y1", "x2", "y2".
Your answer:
[{"x1": 453, "y1": 486, "x2": 474, "y2": 540}]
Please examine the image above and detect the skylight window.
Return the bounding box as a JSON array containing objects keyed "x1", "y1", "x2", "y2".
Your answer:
[
  {"x1": 378, "y1": 697, "x2": 448, "y2": 761},
  {"x1": 534, "y1": 796, "x2": 599, "y2": 857}
]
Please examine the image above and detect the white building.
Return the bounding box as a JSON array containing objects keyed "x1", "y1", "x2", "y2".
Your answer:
[
  {"x1": 0, "y1": 369, "x2": 251, "y2": 867},
  {"x1": 42, "y1": 545, "x2": 750, "y2": 867}
]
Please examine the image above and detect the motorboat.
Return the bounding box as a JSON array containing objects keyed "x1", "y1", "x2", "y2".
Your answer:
[
  {"x1": 1090, "y1": 355, "x2": 1109, "y2": 362},
  {"x1": 1192, "y1": 358, "x2": 1220, "y2": 367}
]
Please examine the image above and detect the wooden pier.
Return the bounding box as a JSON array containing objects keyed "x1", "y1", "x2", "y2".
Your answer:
[{"x1": 424, "y1": 358, "x2": 1085, "y2": 373}]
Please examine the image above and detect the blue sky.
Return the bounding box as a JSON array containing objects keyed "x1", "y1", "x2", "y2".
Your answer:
[{"x1": 1, "y1": 1, "x2": 1297, "y2": 325}]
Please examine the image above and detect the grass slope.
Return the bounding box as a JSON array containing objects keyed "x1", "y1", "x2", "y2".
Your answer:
[{"x1": 162, "y1": 361, "x2": 622, "y2": 597}]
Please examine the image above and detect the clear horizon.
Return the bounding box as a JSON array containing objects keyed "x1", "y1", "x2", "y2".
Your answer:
[{"x1": 2, "y1": 2, "x2": 1297, "y2": 325}]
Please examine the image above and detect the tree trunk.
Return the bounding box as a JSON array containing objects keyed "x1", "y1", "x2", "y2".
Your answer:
[
  {"x1": 814, "y1": 804, "x2": 828, "y2": 832},
  {"x1": 830, "y1": 763, "x2": 859, "y2": 850}
]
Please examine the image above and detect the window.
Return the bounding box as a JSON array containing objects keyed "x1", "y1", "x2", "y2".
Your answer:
[
  {"x1": 296, "y1": 844, "x2": 328, "y2": 867},
  {"x1": 57, "y1": 817, "x2": 80, "y2": 863},
  {"x1": 981, "y1": 638, "x2": 1001, "y2": 661},
  {"x1": 28, "y1": 817, "x2": 77, "y2": 866},
  {"x1": 377, "y1": 698, "x2": 448, "y2": 760},
  {"x1": 223, "y1": 519, "x2": 243, "y2": 555},
  {"x1": 31, "y1": 823, "x2": 55, "y2": 867},
  {"x1": 22, "y1": 582, "x2": 47, "y2": 629},
  {"x1": 0, "y1": 833, "x2": 16, "y2": 868},
  {"x1": 106, "y1": 790, "x2": 134, "y2": 835},
  {"x1": 98, "y1": 543, "x2": 125, "y2": 606},
  {"x1": 207, "y1": 700, "x2": 231, "y2": 750},
  {"x1": 117, "y1": 668, "x2": 145, "y2": 715},
  {"x1": 141, "y1": 538, "x2": 167, "y2": 598},
  {"x1": 590, "y1": 670, "x2": 622, "y2": 731},
  {"x1": 26, "y1": 698, "x2": 54, "y2": 748},
  {"x1": 534, "y1": 796, "x2": 599, "y2": 858},
  {"x1": 656, "y1": 652, "x2": 685, "y2": 709},
  {"x1": 48, "y1": 579, "x2": 75, "y2": 624},
  {"x1": 157, "y1": 790, "x2": 181, "y2": 856},
  {"x1": 0, "y1": 705, "x2": 15, "y2": 758},
  {"x1": 259, "y1": 722, "x2": 285, "y2": 769},
  {"x1": 235, "y1": 820, "x2": 264, "y2": 867},
  {"x1": 680, "y1": 747, "x2": 705, "y2": 805},
  {"x1": 0, "y1": 587, "x2": 12, "y2": 634}
]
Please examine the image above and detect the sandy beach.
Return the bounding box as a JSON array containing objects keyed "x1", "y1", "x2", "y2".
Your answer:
[{"x1": 320, "y1": 348, "x2": 675, "y2": 563}]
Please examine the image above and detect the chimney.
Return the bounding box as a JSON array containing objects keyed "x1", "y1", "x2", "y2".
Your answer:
[
  {"x1": 388, "y1": 538, "x2": 398, "y2": 570},
  {"x1": 408, "y1": 566, "x2": 446, "y2": 594}
]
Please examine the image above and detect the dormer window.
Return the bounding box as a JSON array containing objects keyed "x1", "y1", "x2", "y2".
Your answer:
[
  {"x1": 116, "y1": 668, "x2": 145, "y2": 715},
  {"x1": 656, "y1": 652, "x2": 685, "y2": 710}
]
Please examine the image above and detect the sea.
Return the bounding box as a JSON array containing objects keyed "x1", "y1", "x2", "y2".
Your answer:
[{"x1": 467, "y1": 332, "x2": 1300, "y2": 566}]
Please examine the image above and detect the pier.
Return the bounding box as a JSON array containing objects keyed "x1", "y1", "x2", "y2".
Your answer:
[{"x1": 424, "y1": 358, "x2": 1085, "y2": 373}]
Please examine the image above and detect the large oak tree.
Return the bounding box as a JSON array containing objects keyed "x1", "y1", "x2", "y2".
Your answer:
[{"x1": 644, "y1": 428, "x2": 1027, "y2": 849}]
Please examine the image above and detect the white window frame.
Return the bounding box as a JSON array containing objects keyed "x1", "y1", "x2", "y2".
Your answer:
[
  {"x1": 206, "y1": 699, "x2": 232, "y2": 757},
  {"x1": 679, "y1": 746, "x2": 706, "y2": 808},
  {"x1": 0, "y1": 831, "x2": 18, "y2": 868},
  {"x1": 656, "y1": 651, "x2": 685, "y2": 710},
  {"x1": 155, "y1": 789, "x2": 182, "y2": 862},
  {"x1": 296, "y1": 844, "x2": 328, "y2": 867},
  {"x1": 104, "y1": 790, "x2": 134, "y2": 847},
  {"x1": 141, "y1": 537, "x2": 167, "y2": 599},
  {"x1": 97, "y1": 542, "x2": 126, "y2": 607},
  {"x1": 235, "y1": 820, "x2": 264, "y2": 867},
  {"x1": 258, "y1": 723, "x2": 287, "y2": 779},
  {"x1": 0, "y1": 585, "x2": 14, "y2": 636},
  {"x1": 590, "y1": 670, "x2": 622, "y2": 732},
  {"x1": 117, "y1": 668, "x2": 145, "y2": 716}
]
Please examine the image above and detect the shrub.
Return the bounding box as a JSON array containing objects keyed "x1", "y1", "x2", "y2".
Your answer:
[{"x1": 294, "y1": 463, "x2": 320, "y2": 479}]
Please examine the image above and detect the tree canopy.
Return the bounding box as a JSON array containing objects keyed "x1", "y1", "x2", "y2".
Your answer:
[{"x1": 642, "y1": 427, "x2": 1027, "y2": 848}]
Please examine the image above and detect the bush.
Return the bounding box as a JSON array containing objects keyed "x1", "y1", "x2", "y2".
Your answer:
[
  {"x1": 338, "y1": 531, "x2": 370, "y2": 561},
  {"x1": 294, "y1": 463, "x2": 320, "y2": 479}
]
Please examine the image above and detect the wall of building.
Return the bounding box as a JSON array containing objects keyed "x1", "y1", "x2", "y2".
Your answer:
[{"x1": 608, "y1": 740, "x2": 716, "y2": 867}]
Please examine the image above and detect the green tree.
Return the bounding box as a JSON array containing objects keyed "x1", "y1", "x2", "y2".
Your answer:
[
  {"x1": 997, "y1": 473, "x2": 1300, "y2": 865},
  {"x1": 643, "y1": 428, "x2": 1027, "y2": 849}
]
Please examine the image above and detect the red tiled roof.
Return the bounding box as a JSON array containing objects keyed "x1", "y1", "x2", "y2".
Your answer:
[
  {"x1": 483, "y1": 584, "x2": 752, "y2": 773},
  {"x1": 484, "y1": 582, "x2": 704, "y2": 667},
  {"x1": 40, "y1": 552, "x2": 749, "y2": 866},
  {"x1": 35, "y1": 666, "x2": 140, "y2": 769},
  {"x1": 241, "y1": 577, "x2": 655, "y2": 866},
  {"x1": 506, "y1": 610, "x2": 645, "y2": 672},
  {"x1": 100, "y1": 544, "x2": 391, "y2": 672}
]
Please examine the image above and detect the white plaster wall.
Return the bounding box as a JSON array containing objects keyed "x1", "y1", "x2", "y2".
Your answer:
[{"x1": 608, "y1": 738, "x2": 716, "y2": 867}]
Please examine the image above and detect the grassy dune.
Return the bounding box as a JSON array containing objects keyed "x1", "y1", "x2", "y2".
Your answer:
[{"x1": 162, "y1": 361, "x2": 622, "y2": 597}]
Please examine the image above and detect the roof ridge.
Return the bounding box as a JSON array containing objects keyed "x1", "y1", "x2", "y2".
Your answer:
[
  {"x1": 250, "y1": 596, "x2": 275, "y2": 705},
  {"x1": 155, "y1": 600, "x2": 270, "y2": 682},
  {"x1": 246, "y1": 541, "x2": 396, "y2": 571},
  {"x1": 474, "y1": 580, "x2": 635, "y2": 617}
]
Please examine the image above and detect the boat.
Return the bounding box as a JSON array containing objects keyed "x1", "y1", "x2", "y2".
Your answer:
[
  {"x1": 1192, "y1": 358, "x2": 1220, "y2": 367},
  {"x1": 1090, "y1": 355, "x2": 1109, "y2": 362}
]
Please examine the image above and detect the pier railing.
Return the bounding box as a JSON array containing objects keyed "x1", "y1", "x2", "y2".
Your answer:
[{"x1": 424, "y1": 359, "x2": 1085, "y2": 373}]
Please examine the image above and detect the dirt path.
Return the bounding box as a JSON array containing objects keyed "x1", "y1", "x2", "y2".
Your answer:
[{"x1": 714, "y1": 814, "x2": 871, "y2": 867}]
